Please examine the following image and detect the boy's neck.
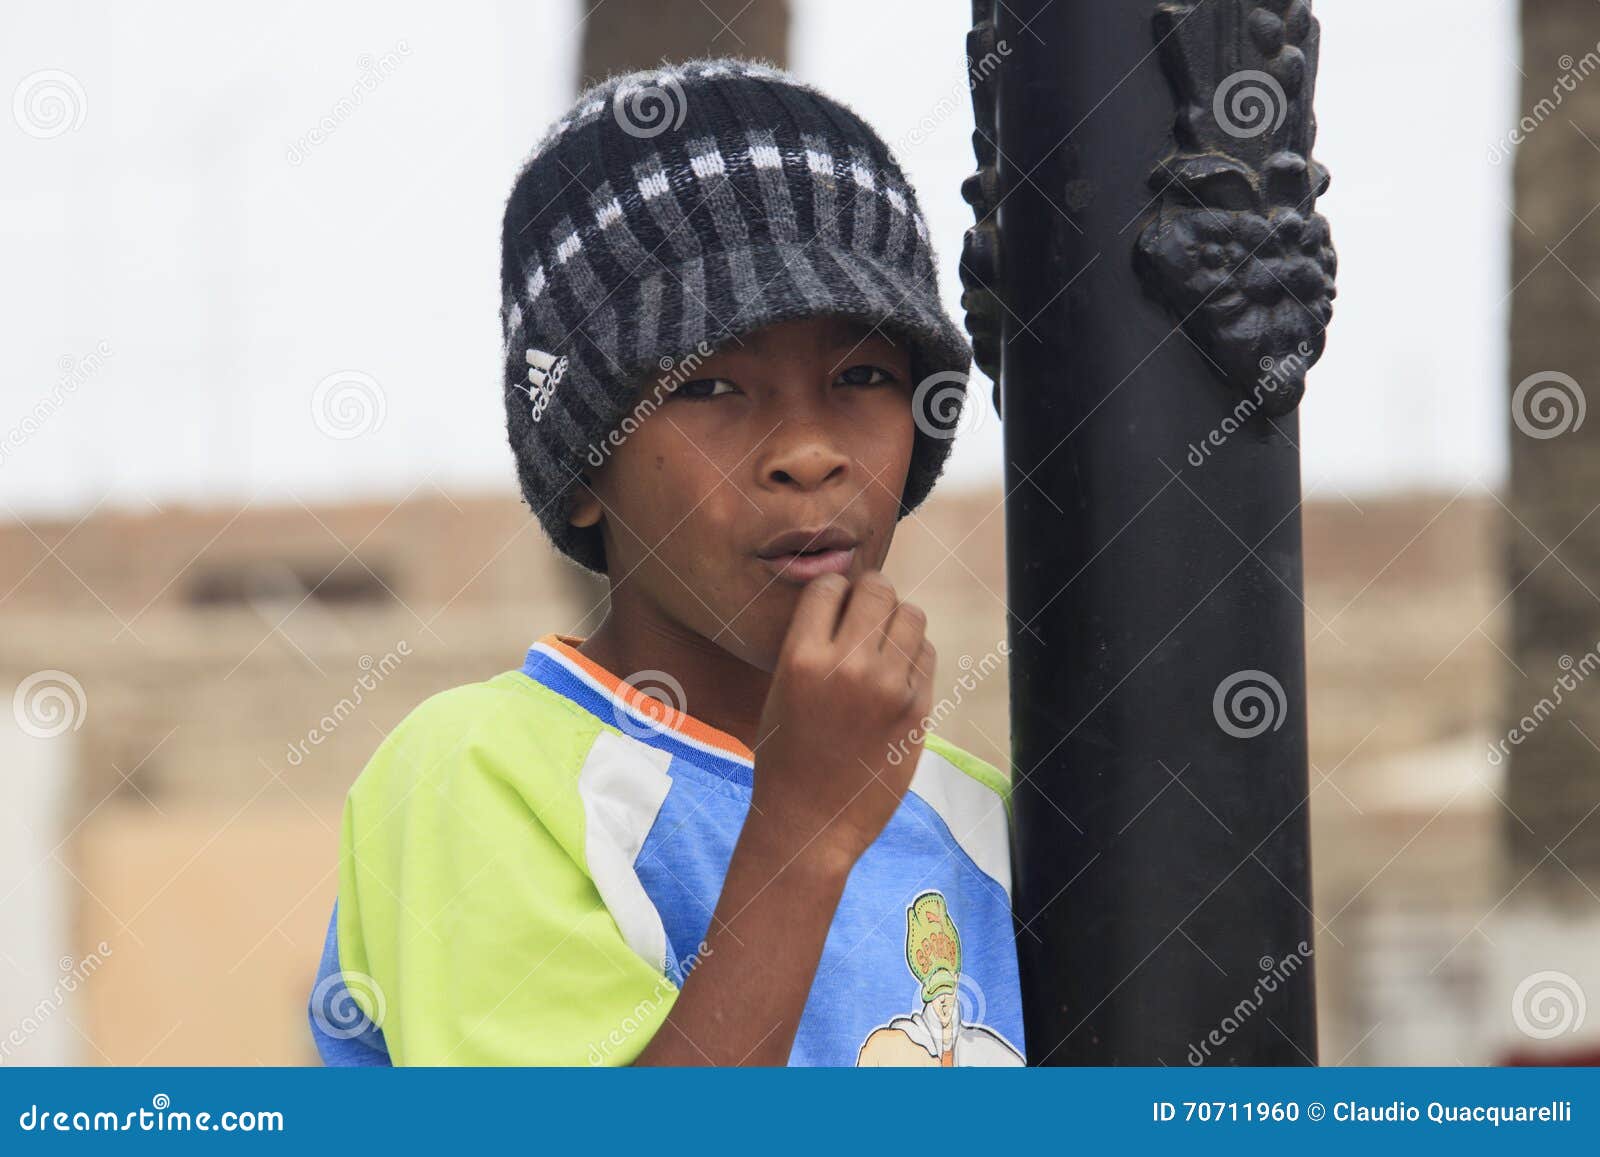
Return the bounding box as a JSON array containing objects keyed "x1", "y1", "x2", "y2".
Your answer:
[{"x1": 577, "y1": 603, "x2": 771, "y2": 752}]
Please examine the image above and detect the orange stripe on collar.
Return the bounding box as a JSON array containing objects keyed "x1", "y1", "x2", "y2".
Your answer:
[{"x1": 537, "y1": 633, "x2": 756, "y2": 764}]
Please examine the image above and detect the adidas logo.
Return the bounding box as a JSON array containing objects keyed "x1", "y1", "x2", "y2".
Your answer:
[{"x1": 523, "y1": 347, "x2": 568, "y2": 423}]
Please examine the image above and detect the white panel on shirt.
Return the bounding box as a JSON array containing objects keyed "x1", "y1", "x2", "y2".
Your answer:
[
  {"x1": 575, "y1": 730, "x2": 674, "y2": 973},
  {"x1": 908, "y1": 749, "x2": 1013, "y2": 898}
]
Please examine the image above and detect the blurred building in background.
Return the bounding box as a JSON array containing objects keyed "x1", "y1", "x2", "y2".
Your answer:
[{"x1": 0, "y1": 487, "x2": 1523, "y2": 1065}]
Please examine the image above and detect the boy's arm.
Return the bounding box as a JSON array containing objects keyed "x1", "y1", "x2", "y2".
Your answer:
[
  {"x1": 335, "y1": 571, "x2": 930, "y2": 1067},
  {"x1": 336, "y1": 683, "x2": 683, "y2": 1066},
  {"x1": 635, "y1": 571, "x2": 934, "y2": 1066}
]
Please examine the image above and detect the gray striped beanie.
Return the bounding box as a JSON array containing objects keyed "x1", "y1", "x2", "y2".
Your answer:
[{"x1": 500, "y1": 56, "x2": 974, "y2": 573}]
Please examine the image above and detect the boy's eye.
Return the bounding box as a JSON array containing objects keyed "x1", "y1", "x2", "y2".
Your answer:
[
  {"x1": 672, "y1": 378, "x2": 738, "y2": 400},
  {"x1": 837, "y1": 364, "x2": 896, "y2": 387}
]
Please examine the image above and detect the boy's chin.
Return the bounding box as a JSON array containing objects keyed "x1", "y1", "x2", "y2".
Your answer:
[{"x1": 715, "y1": 595, "x2": 804, "y2": 675}]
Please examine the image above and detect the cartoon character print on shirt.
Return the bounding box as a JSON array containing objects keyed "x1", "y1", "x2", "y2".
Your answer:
[{"x1": 856, "y1": 890, "x2": 1024, "y2": 1066}]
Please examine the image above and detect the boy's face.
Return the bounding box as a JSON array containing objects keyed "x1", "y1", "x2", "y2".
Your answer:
[{"x1": 571, "y1": 314, "x2": 918, "y2": 672}]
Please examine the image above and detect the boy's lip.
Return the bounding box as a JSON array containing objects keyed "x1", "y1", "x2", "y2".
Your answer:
[
  {"x1": 756, "y1": 525, "x2": 857, "y2": 558},
  {"x1": 758, "y1": 546, "x2": 855, "y2": 584},
  {"x1": 755, "y1": 525, "x2": 859, "y2": 584}
]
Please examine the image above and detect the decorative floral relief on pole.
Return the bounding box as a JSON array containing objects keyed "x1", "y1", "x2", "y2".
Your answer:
[
  {"x1": 960, "y1": 0, "x2": 1003, "y2": 416},
  {"x1": 1134, "y1": 0, "x2": 1336, "y2": 415}
]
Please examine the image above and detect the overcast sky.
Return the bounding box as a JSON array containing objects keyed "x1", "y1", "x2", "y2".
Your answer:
[{"x1": 2, "y1": 0, "x2": 1518, "y2": 520}]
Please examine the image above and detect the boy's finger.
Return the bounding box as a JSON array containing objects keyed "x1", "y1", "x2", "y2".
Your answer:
[
  {"x1": 783, "y1": 572, "x2": 850, "y2": 653},
  {"x1": 835, "y1": 571, "x2": 900, "y2": 651},
  {"x1": 908, "y1": 639, "x2": 937, "y2": 714},
  {"x1": 881, "y1": 599, "x2": 927, "y2": 666}
]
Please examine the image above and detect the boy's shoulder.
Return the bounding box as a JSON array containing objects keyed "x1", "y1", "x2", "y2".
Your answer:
[
  {"x1": 907, "y1": 734, "x2": 1013, "y2": 897},
  {"x1": 347, "y1": 669, "x2": 603, "y2": 810},
  {"x1": 379, "y1": 666, "x2": 587, "y2": 742},
  {"x1": 384, "y1": 667, "x2": 588, "y2": 740},
  {"x1": 348, "y1": 666, "x2": 1011, "y2": 821},
  {"x1": 920, "y1": 734, "x2": 1011, "y2": 806}
]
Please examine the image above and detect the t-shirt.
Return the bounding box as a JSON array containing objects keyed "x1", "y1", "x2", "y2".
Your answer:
[{"x1": 307, "y1": 633, "x2": 1024, "y2": 1066}]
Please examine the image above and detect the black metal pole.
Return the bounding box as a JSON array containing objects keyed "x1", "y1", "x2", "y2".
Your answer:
[{"x1": 962, "y1": 0, "x2": 1335, "y2": 1065}]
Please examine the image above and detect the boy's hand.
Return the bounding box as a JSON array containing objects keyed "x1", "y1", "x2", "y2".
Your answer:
[
  {"x1": 636, "y1": 571, "x2": 934, "y2": 1066},
  {"x1": 747, "y1": 570, "x2": 936, "y2": 872}
]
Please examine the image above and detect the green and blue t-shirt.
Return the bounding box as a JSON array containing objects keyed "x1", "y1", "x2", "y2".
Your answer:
[{"x1": 308, "y1": 634, "x2": 1024, "y2": 1066}]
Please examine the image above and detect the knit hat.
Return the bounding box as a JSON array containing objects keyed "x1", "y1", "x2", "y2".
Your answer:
[{"x1": 500, "y1": 57, "x2": 974, "y2": 573}]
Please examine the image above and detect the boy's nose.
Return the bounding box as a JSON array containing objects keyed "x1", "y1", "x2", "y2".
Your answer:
[{"x1": 760, "y1": 427, "x2": 850, "y2": 492}]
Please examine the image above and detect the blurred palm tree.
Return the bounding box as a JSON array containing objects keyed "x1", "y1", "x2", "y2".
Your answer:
[
  {"x1": 580, "y1": 0, "x2": 789, "y2": 85},
  {"x1": 554, "y1": 0, "x2": 789, "y2": 611},
  {"x1": 1505, "y1": 0, "x2": 1600, "y2": 896}
]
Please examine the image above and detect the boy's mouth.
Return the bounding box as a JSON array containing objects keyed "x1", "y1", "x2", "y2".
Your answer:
[{"x1": 756, "y1": 526, "x2": 858, "y2": 584}]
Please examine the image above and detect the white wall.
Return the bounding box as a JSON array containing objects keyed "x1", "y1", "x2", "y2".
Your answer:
[
  {"x1": 2, "y1": 0, "x2": 1518, "y2": 521},
  {"x1": 0, "y1": 700, "x2": 77, "y2": 1064}
]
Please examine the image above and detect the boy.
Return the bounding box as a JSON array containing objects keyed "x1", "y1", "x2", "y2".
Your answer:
[{"x1": 307, "y1": 56, "x2": 1022, "y2": 1067}]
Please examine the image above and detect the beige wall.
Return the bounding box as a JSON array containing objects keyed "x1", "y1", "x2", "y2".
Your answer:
[{"x1": 0, "y1": 487, "x2": 1533, "y2": 1064}]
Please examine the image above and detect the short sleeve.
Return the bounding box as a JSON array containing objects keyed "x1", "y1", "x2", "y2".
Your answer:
[{"x1": 335, "y1": 678, "x2": 679, "y2": 1065}]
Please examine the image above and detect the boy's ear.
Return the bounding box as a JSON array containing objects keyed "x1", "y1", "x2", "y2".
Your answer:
[{"x1": 568, "y1": 479, "x2": 602, "y2": 529}]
